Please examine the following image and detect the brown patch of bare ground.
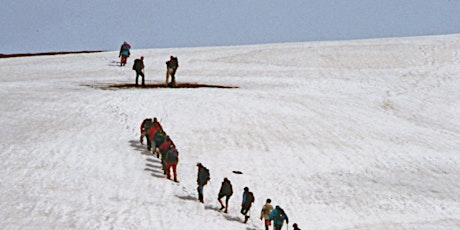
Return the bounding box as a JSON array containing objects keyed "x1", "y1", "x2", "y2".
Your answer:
[{"x1": 84, "y1": 83, "x2": 238, "y2": 90}]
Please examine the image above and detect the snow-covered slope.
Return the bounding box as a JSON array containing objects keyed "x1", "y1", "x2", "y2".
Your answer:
[{"x1": 1, "y1": 34, "x2": 459, "y2": 229}]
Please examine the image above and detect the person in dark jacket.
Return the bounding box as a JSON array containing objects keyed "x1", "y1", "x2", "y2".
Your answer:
[
  {"x1": 269, "y1": 205, "x2": 289, "y2": 230},
  {"x1": 119, "y1": 41, "x2": 131, "y2": 66},
  {"x1": 164, "y1": 145, "x2": 179, "y2": 182},
  {"x1": 165, "y1": 56, "x2": 179, "y2": 87},
  {"x1": 139, "y1": 118, "x2": 152, "y2": 146},
  {"x1": 157, "y1": 135, "x2": 172, "y2": 173},
  {"x1": 293, "y1": 223, "x2": 301, "y2": 230},
  {"x1": 196, "y1": 163, "x2": 210, "y2": 203},
  {"x1": 241, "y1": 187, "x2": 255, "y2": 223},
  {"x1": 217, "y1": 178, "x2": 233, "y2": 213},
  {"x1": 132, "y1": 56, "x2": 145, "y2": 86}
]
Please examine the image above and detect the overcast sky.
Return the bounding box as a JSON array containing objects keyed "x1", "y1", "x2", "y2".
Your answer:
[{"x1": 1, "y1": 0, "x2": 459, "y2": 54}]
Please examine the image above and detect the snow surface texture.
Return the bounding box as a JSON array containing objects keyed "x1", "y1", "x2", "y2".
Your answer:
[{"x1": 0, "y1": 34, "x2": 459, "y2": 229}]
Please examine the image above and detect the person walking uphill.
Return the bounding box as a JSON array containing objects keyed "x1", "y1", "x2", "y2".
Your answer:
[
  {"x1": 217, "y1": 178, "x2": 233, "y2": 213},
  {"x1": 241, "y1": 187, "x2": 255, "y2": 223},
  {"x1": 269, "y1": 205, "x2": 289, "y2": 230},
  {"x1": 158, "y1": 135, "x2": 173, "y2": 173},
  {"x1": 293, "y1": 223, "x2": 302, "y2": 230},
  {"x1": 260, "y1": 199, "x2": 274, "y2": 230},
  {"x1": 119, "y1": 41, "x2": 131, "y2": 66},
  {"x1": 164, "y1": 145, "x2": 179, "y2": 182},
  {"x1": 132, "y1": 56, "x2": 145, "y2": 86},
  {"x1": 196, "y1": 163, "x2": 210, "y2": 203},
  {"x1": 139, "y1": 118, "x2": 153, "y2": 146},
  {"x1": 165, "y1": 56, "x2": 179, "y2": 87}
]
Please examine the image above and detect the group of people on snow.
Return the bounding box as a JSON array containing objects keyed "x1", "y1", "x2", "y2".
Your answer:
[
  {"x1": 140, "y1": 117, "x2": 179, "y2": 182},
  {"x1": 118, "y1": 42, "x2": 179, "y2": 87},
  {"x1": 139, "y1": 117, "x2": 301, "y2": 229}
]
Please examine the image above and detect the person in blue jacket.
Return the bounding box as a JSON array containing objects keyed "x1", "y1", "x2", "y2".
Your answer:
[
  {"x1": 119, "y1": 41, "x2": 131, "y2": 66},
  {"x1": 241, "y1": 187, "x2": 255, "y2": 223},
  {"x1": 269, "y1": 205, "x2": 289, "y2": 230}
]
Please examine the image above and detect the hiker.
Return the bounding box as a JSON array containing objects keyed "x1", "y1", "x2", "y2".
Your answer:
[
  {"x1": 119, "y1": 41, "x2": 131, "y2": 66},
  {"x1": 260, "y1": 198, "x2": 274, "y2": 230},
  {"x1": 147, "y1": 117, "x2": 163, "y2": 151},
  {"x1": 164, "y1": 145, "x2": 179, "y2": 182},
  {"x1": 158, "y1": 136, "x2": 173, "y2": 172},
  {"x1": 139, "y1": 118, "x2": 153, "y2": 146},
  {"x1": 153, "y1": 129, "x2": 167, "y2": 150},
  {"x1": 196, "y1": 163, "x2": 210, "y2": 203},
  {"x1": 241, "y1": 187, "x2": 255, "y2": 223},
  {"x1": 217, "y1": 178, "x2": 233, "y2": 213},
  {"x1": 165, "y1": 56, "x2": 179, "y2": 87},
  {"x1": 269, "y1": 205, "x2": 289, "y2": 230},
  {"x1": 293, "y1": 223, "x2": 301, "y2": 230},
  {"x1": 132, "y1": 56, "x2": 145, "y2": 86}
]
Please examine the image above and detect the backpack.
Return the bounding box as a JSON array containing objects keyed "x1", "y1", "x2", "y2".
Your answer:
[
  {"x1": 245, "y1": 192, "x2": 254, "y2": 204},
  {"x1": 200, "y1": 167, "x2": 210, "y2": 185},
  {"x1": 275, "y1": 208, "x2": 286, "y2": 221},
  {"x1": 166, "y1": 147, "x2": 179, "y2": 162},
  {"x1": 154, "y1": 129, "x2": 166, "y2": 146},
  {"x1": 132, "y1": 59, "x2": 142, "y2": 70},
  {"x1": 203, "y1": 168, "x2": 210, "y2": 182}
]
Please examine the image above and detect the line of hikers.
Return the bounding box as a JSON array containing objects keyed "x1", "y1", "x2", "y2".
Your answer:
[
  {"x1": 119, "y1": 41, "x2": 179, "y2": 87},
  {"x1": 140, "y1": 117, "x2": 301, "y2": 230}
]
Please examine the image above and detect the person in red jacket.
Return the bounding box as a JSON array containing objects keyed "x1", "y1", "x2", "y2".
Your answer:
[
  {"x1": 158, "y1": 136, "x2": 174, "y2": 174},
  {"x1": 164, "y1": 145, "x2": 179, "y2": 182},
  {"x1": 147, "y1": 118, "x2": 163, "y2": 151}
]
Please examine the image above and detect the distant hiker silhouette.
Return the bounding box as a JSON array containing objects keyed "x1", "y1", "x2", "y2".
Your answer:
[
  {"x1": 165, "y1": 56, "x2": 179, "y2": 87},
  {"x1": 196, "y1": 163, "x2": 210, "y2": 203},
  {"x1": 119, "y1": 41, "x2": 131, "y2": 66},
  {"x1": 132, "y1": 56, "x2": 145, "y2": 86}
]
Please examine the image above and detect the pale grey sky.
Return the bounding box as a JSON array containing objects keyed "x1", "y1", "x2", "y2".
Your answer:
[{"x1": 1, "y1": 0, "x2": 459, "y2": 54}]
